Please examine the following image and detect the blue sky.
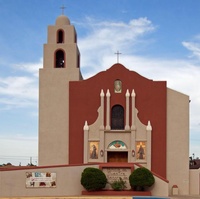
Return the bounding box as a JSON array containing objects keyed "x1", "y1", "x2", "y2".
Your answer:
[{"x1": 0, "y1": 0, "x2": 200, "y2": 165}]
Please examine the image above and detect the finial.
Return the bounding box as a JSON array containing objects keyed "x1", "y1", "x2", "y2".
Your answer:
[
  {"x1": 115, "y1": 50, "x2": 122, "y2": 63},
  {"x1": 126, "y1": 89, "x2": 130, "y2": 97},
  {"x1": 60, "y1": 5, "x2": 66, "y2": 15},
  {"x1": 146, "y1": 121, "x2": 152, "y2": 131},
  {"x1": 83, "y1": 121, "x2": 89, "y2": 131}
]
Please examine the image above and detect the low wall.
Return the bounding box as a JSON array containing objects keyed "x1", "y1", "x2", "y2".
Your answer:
[
  {"x1": 0, "y1": 164, "x2": 98, "y2": 197},
  {"x1": 134, "y1": 164, "x2": 169, "y2": 197},
  {"x1": 0, "y1": 163, "x2": 169, "y2": 197},
  {"x1": 148, "y1": 174, "x2": 169, "y2": 196},
  {"x1": 189, "y1": 169, "x2": 200, "y2": 195}
]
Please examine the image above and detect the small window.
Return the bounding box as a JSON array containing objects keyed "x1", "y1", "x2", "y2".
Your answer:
[
  {"x1": 77, "y1": 53, "x2": 80, "y2": 68},
  {"x1": 57, "y1": 30, "x2": 64, "y2": 43}
]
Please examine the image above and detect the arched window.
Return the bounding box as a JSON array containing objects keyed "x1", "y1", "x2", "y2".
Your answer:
[
  {"x1": 55, "y1": 50, "x2": 65, "y2": 68},
  {"x1": 57, "y1": 30, "x2": 64, "y2": 43},
  {"x1": 111, "y1": 105, "x2": 124, "y2": 130}
]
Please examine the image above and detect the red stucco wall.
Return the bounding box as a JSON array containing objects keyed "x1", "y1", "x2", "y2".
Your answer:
[{"x1": 69, "y1": 63, "x2": 167, "y2": 178}]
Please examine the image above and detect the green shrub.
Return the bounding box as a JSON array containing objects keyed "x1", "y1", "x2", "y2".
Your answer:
[
  {"x1": 129, "y1": 167, "x2": 155, "y2": 191},
  {"x1": 81, "y1": 167, "x2": 107, "y2": 191},
  {"x1": 110, "y1": 177, "x2": 127, "y2": 191}
]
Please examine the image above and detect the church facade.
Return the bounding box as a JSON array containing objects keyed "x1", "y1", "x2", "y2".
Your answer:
[
  {"x1": 38, "y1": 14, "x2": 190, "y2": 194},
  {"x1": 1, "y1": 14, "x2": 197, "y2": 197}
]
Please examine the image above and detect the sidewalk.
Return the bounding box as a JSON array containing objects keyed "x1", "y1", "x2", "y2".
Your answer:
[
  {"x1": 171, "y1": 196, "x2": 200, "y2": 199},
  {"x1": 1, "y1": 196, "x2": 200, "y2": 199}
]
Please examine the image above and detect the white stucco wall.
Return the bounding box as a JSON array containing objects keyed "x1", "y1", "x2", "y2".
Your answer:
[
  {"x1": 0, "y1": 164, "x2": 170, "y2": 197},
  {"x1": 167, "y1": 88, "x2": 190, "y2": 195},
  {"x1": 0, "y1": 165, "x2": 98, "y2": 197}
]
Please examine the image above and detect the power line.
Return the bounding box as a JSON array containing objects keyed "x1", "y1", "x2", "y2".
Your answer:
[{"x1": 0, "y1": 155, "x2": 38, "y2": 165}]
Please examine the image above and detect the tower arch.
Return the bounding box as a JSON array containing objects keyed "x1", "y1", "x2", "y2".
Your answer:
[{"x1": 55, "y1": 49, "x2": 65, "y2": 68}]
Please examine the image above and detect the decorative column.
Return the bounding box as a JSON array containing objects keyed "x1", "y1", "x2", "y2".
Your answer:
[
  {"x1": 83, "y1": 121, "x2": 89, "y2": 164},
  {"x1": 106, "y1": 89, "x2": 111, "y2": 130},
  {"x1": 125, "y1": 89, "x2": 130, "y2": 130},
  {"x1": 146, "y1": 120, "x2": 152, "y2": 170},
  {"x1": 99, "y1": 130, "x2": 105, "y2": 162},
  {"x1": 130, "y1": 89, "x2": 136, "y2": 162},
  {"x1": 131, "y1": 89, "x2": 136, "y2": 130},
  {"x1": 100, "y1": 90, "x2": 105, "y2": 162},
  {"x1": 100, "y1": 89, "x2": 105, "y2": 130}
]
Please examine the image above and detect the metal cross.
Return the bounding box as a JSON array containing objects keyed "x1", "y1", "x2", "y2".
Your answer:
[
  {"x1": 115, "y1": 51, "x2": 122, "y2": 63},
  {"x1": 60, "y1": 5, "x2": 66, "y2": 15}
]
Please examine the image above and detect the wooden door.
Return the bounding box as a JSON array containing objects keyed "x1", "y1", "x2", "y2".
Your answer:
[{"x1": 107, "y1": 152, "x2": 128, "y2": 162}]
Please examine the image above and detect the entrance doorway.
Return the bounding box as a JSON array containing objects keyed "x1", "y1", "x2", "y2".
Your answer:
[{"x1": 107, "y1": 152, "x2": 128, "y2": 162}]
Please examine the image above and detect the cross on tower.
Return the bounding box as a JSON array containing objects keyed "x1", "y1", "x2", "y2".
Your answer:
[
  {"x1": 115, "y1": 51, "x2": 122, "y2": 63},
  {"x1": 60, "y1": 5, "x2": 66, "y2": 15}
]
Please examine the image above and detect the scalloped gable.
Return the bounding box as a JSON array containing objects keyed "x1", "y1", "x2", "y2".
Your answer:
[
  {"x1": 106, "y1": 63, "x2": 153, "y2": 81},
  {"x1": 84, "y1": 63, "x2": 155, "y2": 84}
]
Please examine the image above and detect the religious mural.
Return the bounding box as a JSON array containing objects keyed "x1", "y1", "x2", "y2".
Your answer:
[
  {"x1": 136, "y1": 141, "x2": 146, "y2": 160},
  {"x1": 114, "y1": 79, "x2": 122, "y2": 93},
  {"x1": 89, "y1": 141, "x2": 99, "y2": 159},
  {"x1": 108, "y1": 140, "x2": 127, "y2": 149},
  {"x1": 26, "y1": 172, "x2": 56, "y2": 188}
]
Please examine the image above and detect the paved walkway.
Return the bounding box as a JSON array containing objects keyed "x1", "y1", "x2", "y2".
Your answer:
[
  {"x1": 1, "y1": 196, "x2": 200, "y2": 199},
  {"x1": 171, "y1": 196, "x2": 200, "y2": 199},
  {"x1": 1, "y1": 197, "x2": 130, "y2": 199}
]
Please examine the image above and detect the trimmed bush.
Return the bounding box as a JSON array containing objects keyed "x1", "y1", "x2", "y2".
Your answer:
[
  {"x1": 81, "y1": 167, "x2": 107, "y2": 191},
  {"x1": 129, "y1": 167, "x2": 155, "y2": 191}
]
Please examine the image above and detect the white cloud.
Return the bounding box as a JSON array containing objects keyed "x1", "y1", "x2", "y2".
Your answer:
[
  {"x1": 13, "y1": 58, "x2": 43, "y2": 77},
  {"x1": 0, "y1": 76, "x2": 38, "y2": 108},
  {"x1": 78, "y1": 17, "x2": 155, "y2": 76},
  {"x1": 0, "y1": 59, "x2": 42, "y2": 109},
  {"x1": 182, "y1": 35, "x2": 200, "y2": 60},
  {"x1": 182, "y1": 41, "x2": 200, "y2": 59}
]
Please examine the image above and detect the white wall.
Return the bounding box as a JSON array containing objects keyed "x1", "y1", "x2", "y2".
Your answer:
[
  {"x1": 167, "y1": 88, "x2": 190, "y2": 195},
  {"x1": 0, "y1": 164, "x2": 169, "y2": 197},
  {"x1": 0, "y1": 165, "x2": 98, "y2": 197}
]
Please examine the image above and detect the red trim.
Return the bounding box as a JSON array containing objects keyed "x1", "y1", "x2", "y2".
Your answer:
[
  {"x1": 82, "y1": 190, "x2": 151, "y2": 196},
  {"x1": 134, "y1": 163, "x2": 169, "y2": 183}
]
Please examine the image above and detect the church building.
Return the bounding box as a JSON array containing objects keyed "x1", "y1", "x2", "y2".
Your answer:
[
  {"x1": 38, "y1": 14, "x2": 189, "y2": 194},
  {"x1": 1, "y1": 13, "x2": 198, "y2": 197}
]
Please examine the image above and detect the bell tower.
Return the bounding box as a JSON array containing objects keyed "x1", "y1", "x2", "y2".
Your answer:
[{"x1": 38, "y1": 14, "x2": 82, "y2": 166}]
